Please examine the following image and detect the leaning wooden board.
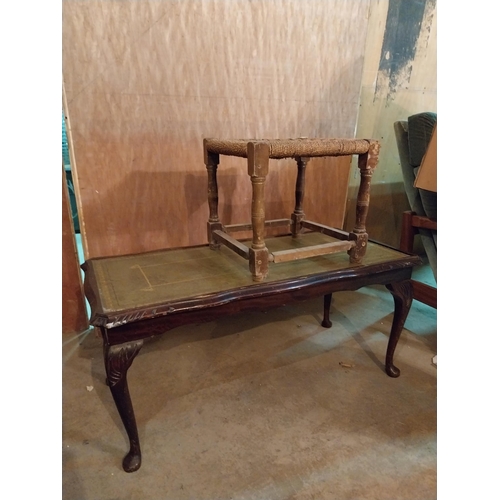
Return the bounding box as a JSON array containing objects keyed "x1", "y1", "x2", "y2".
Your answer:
[
  {"x1": 62, "y1": 1, "x2": 371, "y2": 259},
  {"x1": 82, "y1": 233, "x2": 420, "y2": 472}
]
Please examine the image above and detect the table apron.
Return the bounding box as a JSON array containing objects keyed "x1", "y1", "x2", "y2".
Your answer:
[{"x1": 103, "y1": 266, "x2": 413, "y2": 346}]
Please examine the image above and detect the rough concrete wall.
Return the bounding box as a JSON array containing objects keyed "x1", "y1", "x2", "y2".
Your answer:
[{"x1": 345, "y1": 0, "x2": 437, "y2": 248}]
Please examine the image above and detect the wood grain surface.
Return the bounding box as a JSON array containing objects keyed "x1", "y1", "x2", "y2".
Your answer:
[
  {"x1": 63, "y1": 0, "x2": 371, "y2": 259},
  {"x1": 62, "y1": 167, "x2": 88, "y2": 334}
]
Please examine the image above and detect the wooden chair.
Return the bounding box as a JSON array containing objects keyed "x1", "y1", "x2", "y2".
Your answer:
[
  {"x1": 394, "y1": 113, "x2": 437, "y2": 309},
  {"x1": 399, "y1": 210, "x2": 436, "y2": 308}
]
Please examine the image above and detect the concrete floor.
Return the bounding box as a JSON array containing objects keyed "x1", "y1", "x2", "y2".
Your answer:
[{"x1": 63, "y1": 264, "x2": 437, "y2": 500}]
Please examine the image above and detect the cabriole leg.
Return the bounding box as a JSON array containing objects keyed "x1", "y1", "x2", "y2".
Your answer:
[
  {"x1": 385, "y1": 281, "x2": 413, "y2": 378},
  {"x1": 104, "y1": 338, "x2": 144, "y2": 472},
  {"x1": 321, "y1": 293, "x2": 333, "y2": 328}
]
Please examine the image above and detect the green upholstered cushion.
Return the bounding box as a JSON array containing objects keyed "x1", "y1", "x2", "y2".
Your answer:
[{"x1": 407, "y1": 112, "x2": 437, "y2": 168}]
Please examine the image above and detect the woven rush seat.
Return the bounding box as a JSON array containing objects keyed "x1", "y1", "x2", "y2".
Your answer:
[
  {"x1": 203, "y1": 137, "x2": 380, "y2": 282},
  {"x1": 204, "y1": 137, "x2": 372, "y2": 159}
]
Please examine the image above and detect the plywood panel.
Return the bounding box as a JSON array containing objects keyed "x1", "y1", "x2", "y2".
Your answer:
[
  {"x1": 62, "y1": 167, "x2": 88, "y2": 334},
  {"x1": 345, "y1": 0, "x2": 437, "y2": 247},
  {"x1": 63, "y1": 0, "x2": 371, "y2": 259}
]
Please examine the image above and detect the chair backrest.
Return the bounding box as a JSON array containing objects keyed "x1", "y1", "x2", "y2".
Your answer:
[
  {"x1": 394, "y1": 113, "x2": 437, "y2": 281},
  {"x1": 394, "y1": 113, "x2": 437, "y2": 218},
  {"x1": 394, "y1": 120, "x2": 425, "y2": 216},
  {"x1": 408, "y1": 112, "x2": 437, "y2": 168}
]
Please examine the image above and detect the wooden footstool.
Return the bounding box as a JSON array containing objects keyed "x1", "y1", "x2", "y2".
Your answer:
[{"x1": 204, "y1": 138, "x2": 380, "y2": 281}]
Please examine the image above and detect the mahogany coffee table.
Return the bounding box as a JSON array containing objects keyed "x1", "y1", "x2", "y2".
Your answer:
[{"x1": 82, "y1": 233, "x2": 419, "y2": 472}]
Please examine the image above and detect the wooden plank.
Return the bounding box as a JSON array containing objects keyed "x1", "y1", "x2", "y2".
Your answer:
[
  {"x1": 399, "y1": 210, "x2": 417, "y2": 253},
  {"x1": 225, "y1": 219, "x2": 291, "y2": 233},
  {"x1": 270, "y1": 241, "x2": 355, "y2": 263},
  {"x1": 411, "y1": 214, "x2": 437, "y2": 231},
  {"x1": 62, "y1": 166, "x2": 88, "y2": 334},
  {"x1": 213, "y1": 230, "x2": 250, "y2": 260},
  {"x1": 62, "y1": 82, "x2": 88, "y2": 260},
  {"x1": 412, "y1": 280, "x2": 437, "y2": 309},
  {"x1": 301, "y1": 220, "x2": 350, "y2": 240},
  {"x1": 399, "y1": 210, "x2": 436, "y2": 253},
  {"x1": 62, "y1": 0, "x2": 371, "y2": 259}
]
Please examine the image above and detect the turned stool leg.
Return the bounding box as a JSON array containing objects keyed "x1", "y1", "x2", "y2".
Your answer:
[
  {"x1": 204, "y1": 140, "x2": 223, "y2": 249},
  {"x1": 291, "y1": 157, "x2": 309, "y2": 237},
  {"x1": 349, "y1": 142, "x2": 379, "y2": 264},
  {"x1": 103, "y1": 336, "x2": 144, "y2": 472},
  {"x1": 247, "y1": 141, "x2": 270, "y2": 282},
  {"x1": 385, "y1": 280, "x2": 413, "y2": 378}
]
